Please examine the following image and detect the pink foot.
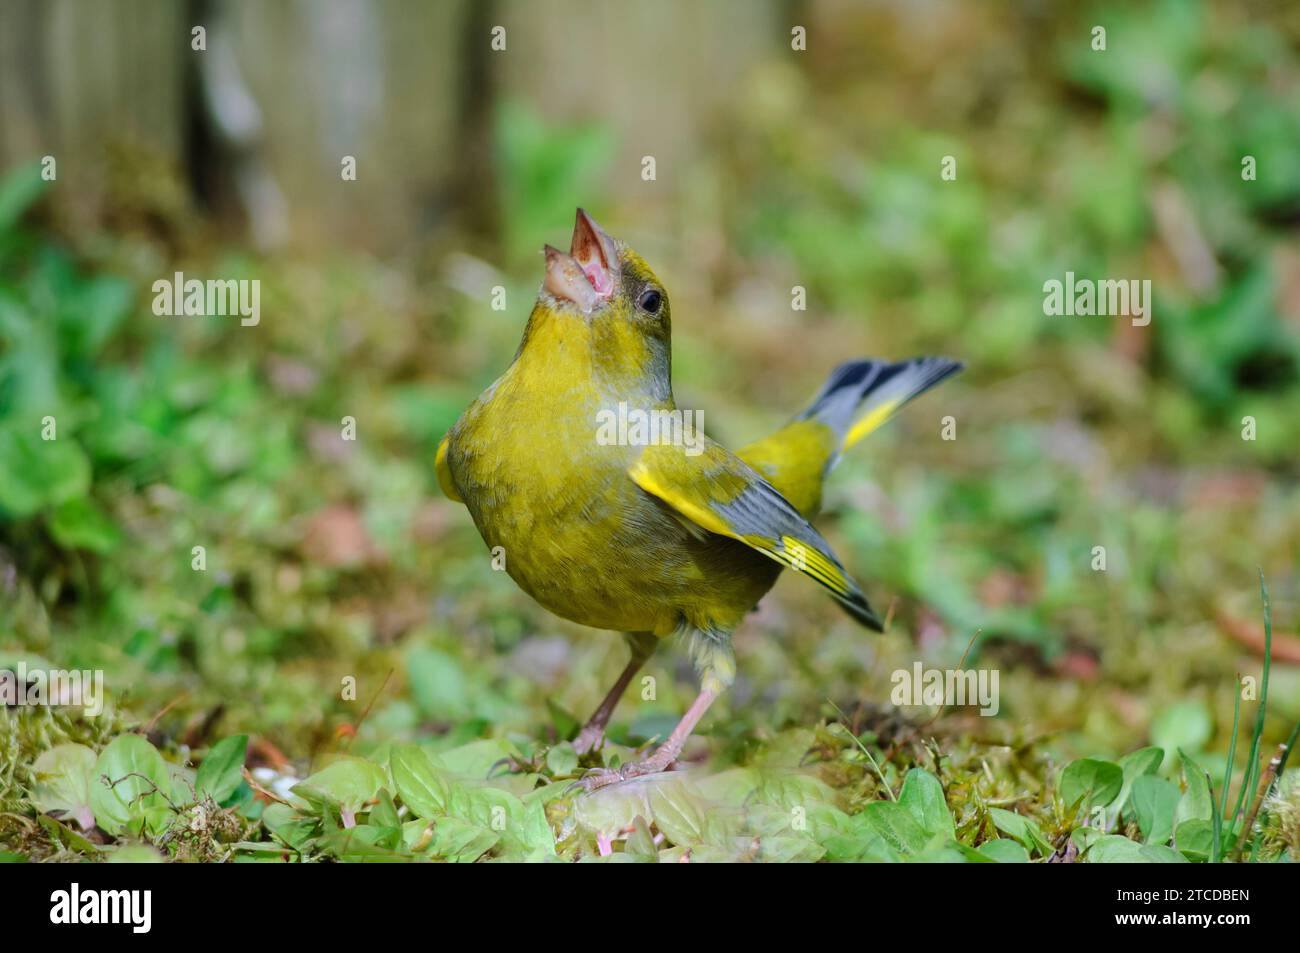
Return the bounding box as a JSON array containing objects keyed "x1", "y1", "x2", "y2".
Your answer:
[{"x1": 577, "y1": 755, "x2": 676, "y2": 792}]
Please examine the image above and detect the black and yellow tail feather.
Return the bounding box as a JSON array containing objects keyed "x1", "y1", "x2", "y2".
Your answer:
[{"x1": 801, "y1": 356, "x2": 964, "y2": 456}]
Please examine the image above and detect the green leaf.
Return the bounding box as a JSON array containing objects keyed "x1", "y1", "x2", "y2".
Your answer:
[
  {"x1": 624, "y1": 815, "x2": 658, "y2": 860},
  {"x1": 941, "y1": 840, "x2": 997, "y2": 863},
  {"x1": 646, "y1": 783, "x2": 712, "y2": 848},
  {"x1": 1060, "y1": 758, "x2": 1123, "y2": 812},
  {"x1": 1130, "y1": 775, "x2": 1180, "y2": 845},
  {"x1": 988, "y1": 807, "x2": 1052, "y2": 856},
  {"x1": 364, "y1": 790, "x2": 403, "y2": 849},
  {"x1": 319, "y1": 818, "x2": 410, "y2": 862},
  {"x1": 0, "y1": 161, "x2": 49, "y2": 231},
  {"x1": 106, "y1": 844, "x2": 166, "y2": 863},
  {"x1": 390, "y1": 744, "x2": 450, "y2": 819},
  {"x1": 59, "y1": 275, "x2": 131, "y2": 360},
  {"x1": 1173, "y1": 818, "x2": 1217, "y2": 862},
  {"x1": 976, "y1": 839, "x2": 1031, "y2": 863},
  {"x1": 502, "y1": 796, "x2": 556, "y2": 859},
  {"x1": 1113, "y1": 746, "x2": 1164, "y2": 822},
  {"x1": 30, "y1": 743, "x2": 97, "y2": 830},
  {"x1": 406, "y1": 646, "x2": 469, "y2": 720},
  {"x1": 1176, "y1": 749, "x2": 1214, "y2": 825},
  {"x1": 1084, "y1": 834, "x2": 1153, "y2": 863},
  {"x1": 1152, "y1": 701, "x2": 1212, "y2": 767},
  {"x1": 1119, "y1": 746, "x2": 1166, "y2": 778},
  {"x1": 0, "y1": 425, "x2": 91, "y2": 518},
  {"x1": 262, "y1": 803, "x2": 317, "y2": 851},
  {"x1": 426, "y1": 816, "x2": 499, "y2": 863},
  {"x1": 291, "y1": 756, "x2": 386, "y2": 813},
  {"x1": 546, "y1": 742, "x2": 579, "y2": 777},
  {"x1": 370, "y1": 789, "x2": 400, "y2": 831},
  {"x1": 195, "y1": 735, "x2": 248, "y2": 805},
  {"x1": 897, "y1": 769, "x2": 954, "y2": 840},
  {"x1": 436, "y1": 737, "x2": 520, "y2": 778},
  {"x1": 48, "y1": 497, "x2": 120, "y2": 554},
  {"x1": 909, "y1": 845, "x2": 974, "y2": 863},
  {"x1": 857, "y1": 801, "x2": 930, "y2": 856},
  {"x1": 1138, "y1": 844, "x2": 1190, "y2": 863},
  {"x1": 89, "y1": 734, "x2": 175, "y2": 837},
  {"x1": 443, "y1": 782, "x2": 553, "y2": 859},
  {"x1": 822, "y1": 826, "x2": 903, "y2": 863},
  {"x1": 37, "y1": 814, "x2": 102, "y2": 854},
  {"x1": 1071, "y1": 825, "x2": 1104, "y2": 854}
]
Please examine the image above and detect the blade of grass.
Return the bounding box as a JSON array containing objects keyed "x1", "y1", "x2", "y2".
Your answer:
[
  {"x1": 1207, "y1": 765, "x2": 1224, "y2": 864},
  {"x1": 1217, "y1": 674, "x2": 1243, "y2": 822},
  {"x1": 1229, "y1": 571, "x2": 1272, "y2": 829},
  {"x1": 828, "y1": 699, "x2": 896, "y2": 801}
]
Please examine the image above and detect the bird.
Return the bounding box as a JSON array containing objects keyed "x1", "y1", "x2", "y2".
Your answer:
[{"x1": 436, "y1": 209, "x2": 961, "y2": 790}]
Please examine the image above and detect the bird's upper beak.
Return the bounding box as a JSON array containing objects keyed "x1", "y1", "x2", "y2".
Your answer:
[
  {"x1": 570, "y1": 208, "x2": 618, "y2": 298},
  {"x1": 542, "y1": 208, "x2": 620, "y2": 313}
]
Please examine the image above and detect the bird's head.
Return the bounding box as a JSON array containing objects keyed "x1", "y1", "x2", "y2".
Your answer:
[{"x1": 532, "y1": 209, "x2": 672, "y2": 393}]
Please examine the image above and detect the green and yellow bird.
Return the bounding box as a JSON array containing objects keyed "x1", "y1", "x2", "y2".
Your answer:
[{"x1": 437, "y1": 209, "x2": 960, "y2": 789}]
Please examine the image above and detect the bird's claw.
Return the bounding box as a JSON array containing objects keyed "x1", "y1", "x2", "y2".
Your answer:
[
  {"x1": 570, "y1": 758, "x2": 673, "y2": 794},
  {"x1": 488, "y1": 755, "x2": 541, "y2": 778}
]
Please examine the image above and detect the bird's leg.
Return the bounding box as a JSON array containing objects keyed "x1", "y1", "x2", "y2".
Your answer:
[
  {"x1": 571, "y1": 657, "x2": 644, "y2": 755},
  {"x1": 572, "y1": 632, "x2": 657, "y2": 755},
  {"x1": 577, "y1": 625, "x2": 732, "y2": 792},
  {"x1": 578, "y1": 686, "x2": 719, "y2": 791}
]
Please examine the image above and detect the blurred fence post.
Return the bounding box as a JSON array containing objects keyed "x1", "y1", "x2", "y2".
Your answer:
[
  {"x1": 222, "y1": 0, "x2": 470, "y2": 251},
  {"x1": 0, "y1": 0, "x2": 187, "y2": 229},
  {"x1": 0, "y1": 0, "x2": 781, "y2": 251}
]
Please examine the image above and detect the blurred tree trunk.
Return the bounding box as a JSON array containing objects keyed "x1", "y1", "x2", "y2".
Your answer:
[
  {"x1": 223, "y1": 0, "x2": 470, "y2": 252},
  {"x1": 0, "y1": 0, "x2": 186, "y2": 158},
  {"x1": 0, "y1": 0, "x2": 186, "y2": 234},
  {"x1": 0, "y1": 0, "x2": 782, "y2": 252}
]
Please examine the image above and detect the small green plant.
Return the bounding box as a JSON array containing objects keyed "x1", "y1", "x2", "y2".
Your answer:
[{"x1": 1053, "y1": 574, "x2": 1296, "y2": 863}]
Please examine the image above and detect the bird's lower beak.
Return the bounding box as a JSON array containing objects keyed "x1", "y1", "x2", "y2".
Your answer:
[
  {"x1": 543, "y1": 244, "x2": 600, "y2": 313},
  {"x1": 570, "y1": 208, "x2": 618, "y2": 298}
]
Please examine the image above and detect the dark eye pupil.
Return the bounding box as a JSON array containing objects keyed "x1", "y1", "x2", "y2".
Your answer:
[{"x1": 639, "y1": 289, "x2": 662, "y2": 313}]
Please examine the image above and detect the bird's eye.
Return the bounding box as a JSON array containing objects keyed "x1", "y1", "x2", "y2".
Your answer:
[{"x1": 637, "y1": 288, "x2": 663, "y2": 314}]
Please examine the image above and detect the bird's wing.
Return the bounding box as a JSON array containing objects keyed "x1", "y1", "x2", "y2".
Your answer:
[
  {"x1": 435, "y1": 434, "x2": 463, "y2": 503},
  {"x1": 628, "y1": 442, "x2": 883, "y2": 630}
]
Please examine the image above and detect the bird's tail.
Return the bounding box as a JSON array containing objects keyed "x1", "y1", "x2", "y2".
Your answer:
[
  {"x1": 737, "y1": 355, "x2": 963, "y2": 520},
  {"x1": 799, "y1": 356, "x2": 964, "y2": 453},
  {"x1": 734, "y1": 355, "x2": 962, "y2": 632}
]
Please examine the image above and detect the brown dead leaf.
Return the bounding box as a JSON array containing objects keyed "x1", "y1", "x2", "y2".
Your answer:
[{"x1": 300, "y1": 504, "x2": 383, "y2": 569}]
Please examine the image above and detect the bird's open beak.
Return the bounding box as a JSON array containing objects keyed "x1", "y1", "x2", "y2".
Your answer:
[
  {"x1": 570, "y1": 208, "x2": 618, "y2": 298},
  {"x1": 543, "y1": 244, "x2": 601, "y2": 313},
  {"x1": 541, "y1": 209, "x2": 619, "y2": 313}
]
